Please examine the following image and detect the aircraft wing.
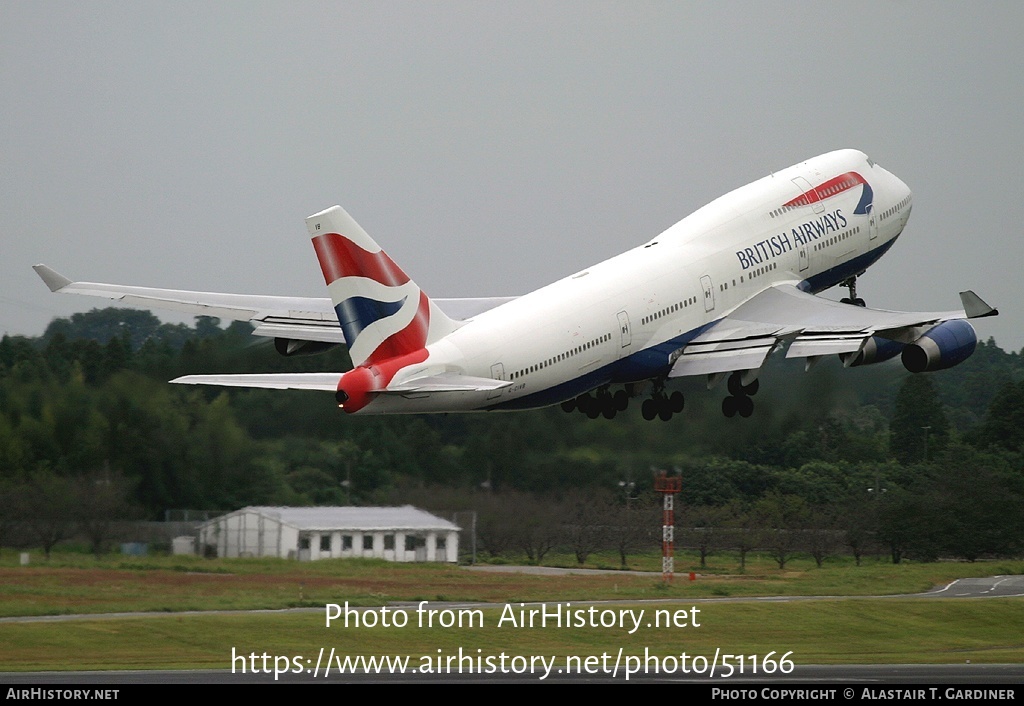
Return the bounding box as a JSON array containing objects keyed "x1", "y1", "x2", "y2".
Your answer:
[
  {"x1": 33, "y1": 264, "x2": 517, "y2": 343},
  {"x1": 668, "y1": 284, "x2": 997, "y2": 379}
]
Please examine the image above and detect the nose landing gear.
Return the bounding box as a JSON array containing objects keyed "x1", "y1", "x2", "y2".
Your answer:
[{"x1": 839, "y1": 276, "x2": 866, "y2": 307}]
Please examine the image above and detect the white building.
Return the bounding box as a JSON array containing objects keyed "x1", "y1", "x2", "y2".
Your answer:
[{"x1": 197, "y1": 505, "x2": 460, "y2": 562}]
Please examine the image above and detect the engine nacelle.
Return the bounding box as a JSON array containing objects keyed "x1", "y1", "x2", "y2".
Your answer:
[
  {"x1": 901, "y1": 320, "x2": 977, "y2": 373},
  {"x1": 274, "y1": 338, "x2": 339, "y2": 357},
  {"x1": 843, "y1": 336, "x2": 905, "y2": 367}
]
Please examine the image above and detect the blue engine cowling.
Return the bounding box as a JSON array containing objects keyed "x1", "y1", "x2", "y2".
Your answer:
[
  {"x1": 901, "y1": 320, "x2": 977, "y2": 373},
  {"x1": 845, "y1": 336, "x2": 905, "y2": 367}
]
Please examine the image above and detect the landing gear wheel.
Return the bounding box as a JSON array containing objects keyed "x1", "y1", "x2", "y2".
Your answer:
[
  {"x1": 853, "y1": 297, "x2": 866, "y2": 307},
  {"x1": 642, "y1": 398, "x2": 658, "y2": 421},
  {"x1": 722, "y1": 396, "x2": 737, "y2": 418},
  {"x1": 613, "y1": 389, "x2": 629, "y2": 411},
  {"x1": 727, "y1": 373, "x2": 759, "y2": 397},
  {"x1": 602, "y1": 406, "x2": 617, "y2": 420},
  {"x1": 560, "y1": 399, "x2": 576, "y2": 413},
  {"x1": 669, "y1": 391, "x2": 685, "y2": 413},
  {"x1": 737, "y1": 395, "x2": 754, "y2": 418},
  {"x1": 727, "y1": 372, "x2": 743, "y2": 396},
  {"x1": 658, "y1": 405, "x2": 673, "y2": 422},
  {"x1": 575, "y1": 394, "x2": 592, "y2": 414}
]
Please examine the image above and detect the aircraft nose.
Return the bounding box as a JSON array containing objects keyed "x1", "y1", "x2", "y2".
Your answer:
[{"x1": 893, "y1": 172, "x2": 912, "y2": 203}]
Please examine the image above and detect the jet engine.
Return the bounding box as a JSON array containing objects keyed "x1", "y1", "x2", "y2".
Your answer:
[
  {"x1": 843, "y1": 336, "x2": 905, "y2": 367},
  {"x1": 901, "y1": 320, "x2": 977, "y2": 373},
  {"x1": 274, "y1": 338, "x2": 339, "y2": 357}
]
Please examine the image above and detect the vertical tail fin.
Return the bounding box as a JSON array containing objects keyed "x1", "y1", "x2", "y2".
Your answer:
[{"x1": 305, "y1": 206, "x2": 459, "y2": 367}]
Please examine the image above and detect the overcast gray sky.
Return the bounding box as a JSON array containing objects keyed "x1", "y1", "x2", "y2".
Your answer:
[{"x1": 3, "y1": 1, "x2": 1022, "y2": 351}]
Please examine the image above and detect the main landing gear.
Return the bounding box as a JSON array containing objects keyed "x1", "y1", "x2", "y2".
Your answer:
[
  {"x1": 839, "y1": 276, "x2": 866, "y2": 307},
  {"x1": 722, "y1": 371, "x2": 758, "y2": 418},
  {"x1": 559, "y1": 373, "x2": 762, "y2": 421},
  {"x1": 561, "y1": 383, "x2": 685, "y2": 422},
  {"x1": 560, "y1": 387, "x2": 629, "y2": 419},
  {"x1": 641, "y1": 390, "x2": 685, "y2": 422}
]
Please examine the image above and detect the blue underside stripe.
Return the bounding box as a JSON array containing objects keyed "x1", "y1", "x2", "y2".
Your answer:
[{"x1": 798, "y1": 237, "x2": 896, "y2": 294}]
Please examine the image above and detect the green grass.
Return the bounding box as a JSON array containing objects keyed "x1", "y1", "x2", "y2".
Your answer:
[
  {"x1": 1, "y1": 549, "x2": 1022, "y2": 672},
  {"x1": 1, "y1": 599, "x2": 1022, "y2": 672},
  {"x1": 2, "y1": 550, "x2": 1022, "y2": 617}
]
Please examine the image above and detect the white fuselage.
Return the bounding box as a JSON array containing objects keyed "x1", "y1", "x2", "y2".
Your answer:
[{"x1": 370, "y1": 149, "x2": 913, "y2": 413}]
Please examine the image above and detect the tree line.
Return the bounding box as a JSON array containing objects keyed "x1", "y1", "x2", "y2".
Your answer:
[{"x1": 0, "y1": 307, "x2": 1022, "y2": 562}]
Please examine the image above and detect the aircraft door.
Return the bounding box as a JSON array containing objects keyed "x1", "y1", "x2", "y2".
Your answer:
[
  {"x1": 799, "y1": 246, "x2": 809, "y2": 272},
  {"x1": 700, "y1": 275, "x2": 715, "y2": 312},
  {"x1": 868, "y1": 205, "x2": 878, "y2": 240},
  {"x1": 487, "y1": 363, "x2": 504, "y2": 399},
  {"x1": 616, "y1": 311, "x2": 632, "y2": 355}
]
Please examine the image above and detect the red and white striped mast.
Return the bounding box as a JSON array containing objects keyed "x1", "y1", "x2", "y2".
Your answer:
[{"x1": 653, "y1": 470, "x2": 682, "y2": 583}]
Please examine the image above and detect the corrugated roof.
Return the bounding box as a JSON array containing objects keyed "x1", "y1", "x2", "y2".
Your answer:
[{"x1": 215, "y1": 505, "x2": 460, "y2": 532}]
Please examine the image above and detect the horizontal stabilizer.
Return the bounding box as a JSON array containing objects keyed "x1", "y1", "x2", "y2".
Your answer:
[
  {"x1": 171, "y1": 373, "x2": 341, "y2": 391},
  {"x1": 169, "y1": 372, "x2": 512, "y2": 395}
]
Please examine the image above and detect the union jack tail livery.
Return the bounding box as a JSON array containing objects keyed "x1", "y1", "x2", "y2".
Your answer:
[{"x1": 305, "y1": 206, "x2": 459, "y2": 368}]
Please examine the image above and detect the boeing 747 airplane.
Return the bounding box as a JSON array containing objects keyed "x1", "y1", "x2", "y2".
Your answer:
[{"x1": 34, "y1": 149, "x2": 997, "y2": 420}]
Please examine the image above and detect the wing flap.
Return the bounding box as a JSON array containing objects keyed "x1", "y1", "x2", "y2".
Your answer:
[
  {"x1": 251, "y1": 320, "x2": 348, "y2": 344},
  {"x1": 668, "y1": 344, "x2": 775, "y2": 378},
  {"x1": 785, "y1": 333, "x2": 867, "y2": 358}
]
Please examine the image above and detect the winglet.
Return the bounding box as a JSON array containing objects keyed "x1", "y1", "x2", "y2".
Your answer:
[
  {"x1": 960, "y1": 290, "x2": 998, "y2": 319},
  {"x1": 33, "y1": 264, "x2": 72, "y2": 292}
]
